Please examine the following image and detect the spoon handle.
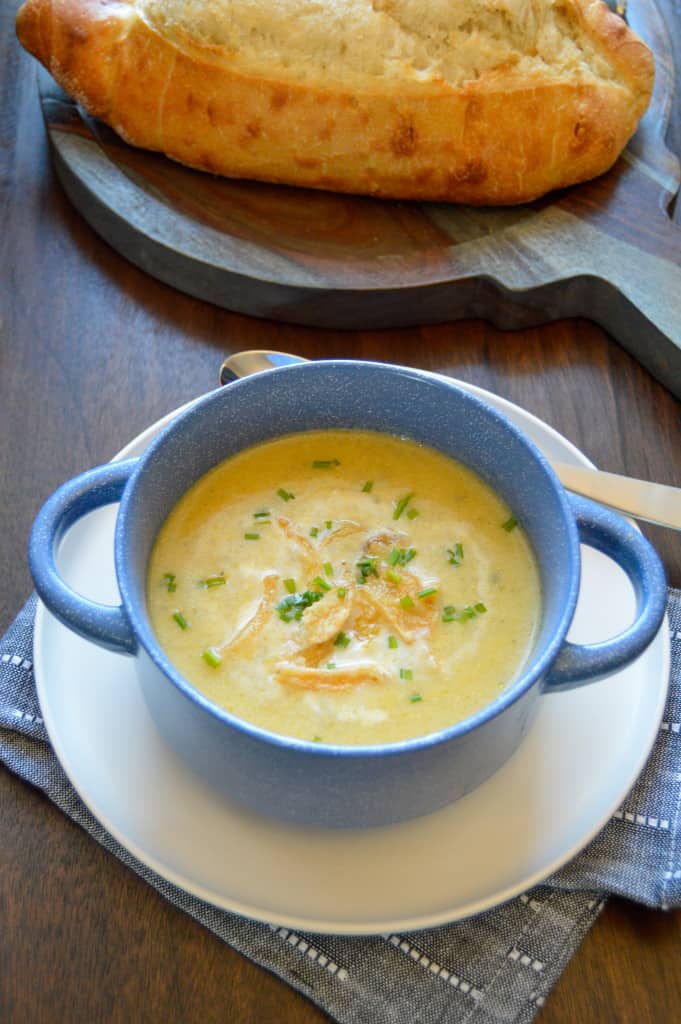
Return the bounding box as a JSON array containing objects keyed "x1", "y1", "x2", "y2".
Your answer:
[{"x1": 550, "y1": 461, "x2": 681, "y2": 531}]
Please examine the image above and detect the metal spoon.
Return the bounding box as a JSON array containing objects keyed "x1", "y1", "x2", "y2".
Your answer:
[{"x1": 219, "y1": 350, "x2": 681, "y2": 531}]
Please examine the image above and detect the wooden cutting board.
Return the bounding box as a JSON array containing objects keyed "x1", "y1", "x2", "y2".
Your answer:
[{"x1": 37, "y1": 1, "x2": 681, "y2": 397}]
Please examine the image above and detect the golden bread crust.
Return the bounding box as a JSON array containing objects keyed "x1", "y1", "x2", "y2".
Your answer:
[{"x1": 16, "y1": 0, "x2": 655, "y2": 204}]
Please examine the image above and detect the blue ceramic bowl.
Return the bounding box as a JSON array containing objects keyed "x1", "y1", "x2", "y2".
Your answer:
[{"x1": 28, "y1": 362, "x2": 667, "y2": 827}]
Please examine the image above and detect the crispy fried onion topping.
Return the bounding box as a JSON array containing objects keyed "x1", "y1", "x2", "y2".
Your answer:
[
  {"x1": 274, "y1": 661, "x2": 390, "y2": 690},
  {"x1": 219, "y1": 519, "x2": 440, "y2": 690},
  {"x1": 219, "y1": 572, "x2": 280, "y2": 657}
]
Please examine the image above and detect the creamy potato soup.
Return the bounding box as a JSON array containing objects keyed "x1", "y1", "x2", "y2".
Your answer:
[{"x1": 147, "y1": 430, "x2": 541, "y2": 745}]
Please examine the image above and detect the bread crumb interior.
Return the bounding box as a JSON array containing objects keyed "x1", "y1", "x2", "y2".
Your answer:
[{"x1": 139, "y1": 0, "x2": 618, "y2": 88}]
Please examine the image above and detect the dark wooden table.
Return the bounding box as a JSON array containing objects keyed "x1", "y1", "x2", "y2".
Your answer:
[{"x1": 2, "y1": 4, "x2": 680, "y2": 1021}]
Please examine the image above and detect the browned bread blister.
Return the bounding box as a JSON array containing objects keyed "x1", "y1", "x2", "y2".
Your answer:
[{"x1": 16, "y1": 0, "x2": 655, "y2": 204}]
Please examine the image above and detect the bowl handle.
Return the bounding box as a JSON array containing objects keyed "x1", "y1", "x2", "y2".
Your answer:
[
  {"x1": 28, "y1": 460, "x2": 139, "y2": 655},
  {"x1": 544, "y1": 493, "x2": 667, "y2": 690}
]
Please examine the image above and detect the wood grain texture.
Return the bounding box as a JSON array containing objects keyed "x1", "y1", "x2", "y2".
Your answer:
[
  {"x1": 33, "y1": 0, "x2": 681, "y2": 396},
  {"x1": 1, "y1": 1, "x2": 680, "y2": 1022}
]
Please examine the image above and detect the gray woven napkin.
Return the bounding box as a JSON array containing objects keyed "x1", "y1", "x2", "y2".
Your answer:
[{"x1": 2, "y1": 589, "x2": 680, "y2": 1024}]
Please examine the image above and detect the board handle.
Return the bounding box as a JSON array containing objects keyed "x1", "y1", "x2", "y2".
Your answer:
[{"x1": 588, "y1": 213, "x2": 681, "y2": 394}]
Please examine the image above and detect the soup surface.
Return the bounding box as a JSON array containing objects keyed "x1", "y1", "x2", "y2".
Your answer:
[{"x1": 147, "y1": 430, "x2": 541, "y2": 745}]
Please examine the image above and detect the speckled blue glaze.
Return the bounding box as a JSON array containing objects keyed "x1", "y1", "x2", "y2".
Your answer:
[{"x1": 28, "y1": 362, "x2": 668, "y2": 827}]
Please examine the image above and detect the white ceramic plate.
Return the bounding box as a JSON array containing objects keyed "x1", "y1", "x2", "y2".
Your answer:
[{"x1": 33, "y1": 381, "x2": 670, "y2": 935}]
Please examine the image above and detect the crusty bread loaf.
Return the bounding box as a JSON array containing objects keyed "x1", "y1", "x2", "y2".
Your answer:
[{"x1": 16, "y1": 0, "x2": 654, "y2": 204}]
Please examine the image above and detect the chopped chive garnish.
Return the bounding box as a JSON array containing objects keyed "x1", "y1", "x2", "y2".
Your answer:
[
  {"x1": 312, "y1": 575, "x2": 332, "y2": 592},
  {"x1": 162, "y1": 573, "x2": 177, "y2": 593},
  {"x1": 253, "y1": 510, "x2": 271, "y2": 520},
  {"x1": 447, "y1": 543, "x2": 464, "y2": 566},
  {"x1": 244, "y1": 532, "x2": 260, "y2": 540},
  {"x1": 323, "y1": 561, "x2": 333, "y2": 577},
  {"x1": 172, "y1": 612, "x2": 188, "y2": 630},
  {"x1": 399, "y1": 594, "x2": 415, "y2": 611},
  {"x1": 406, "y1": 508, "x2": 419, "y2": 520},
  {"x1": 388, "y1": 635, "x2": 398, "y2": 650},
  {"x1": 502, "y1": 516, "x2": 518, "y2": 532},
  {"x1": 202, "y1": 647, "x2": 222, "y2": 668},
  {"x1": 200, "y1": 574, "x2": 226, "y2": 588},
  {"x1": 277, "y1": 487, "x2": 295, "y2": 502},
  {"x1": 312, "y1": 735, "x2": 323, "y2": 742},
  {"x1": 442, "y1": 603, "x2": 486, "y2": 623},
  {"x1": 312, "y1": 458, "x2": 341, "y2": 469},
  {"x1": 283, "y1": 578, "x2": 296, "y2": 594},
  {"x1": 356, "y1": 557, "x2": 379, "y2": 583},
  {"x1": 326, "y1": 663, "x2": 336, "y2": 671},
  {"x1": 388, "y1": 547, "x2": 417, "y2": 567},
  {"x1": 393, "y1": 492, "x2": 414, "y2": 521},
  {"x1": 276, "y1": 590, "x2": 324, "y2": 622},
  {"x1": 409, "y1": 692, "x2": 423, "y2": 703},
  {"x1": 418, "y1": 587, "x2": 438, "y2": 599},
  {"x1": 399, "y1": 668, "x2": 413, "y2": 681},
  {"x1": 337, "y1": 587, "x2": 346, "y2": 599},
  {"x1": 385, "y1": 569, "x2": 402, "y2": 584},
  {"x1": 361, "y1": 480, "x2": 374, "y2": 493},
  {"x1": 334, "y1": 631, "x2": 351, "y2": 648},
  {"x1": 325, "y1": 520, "x2": 333, "y2": 530},
  {"x1": 309, "y1": 526, "x2": 319, "y2": 538}
]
